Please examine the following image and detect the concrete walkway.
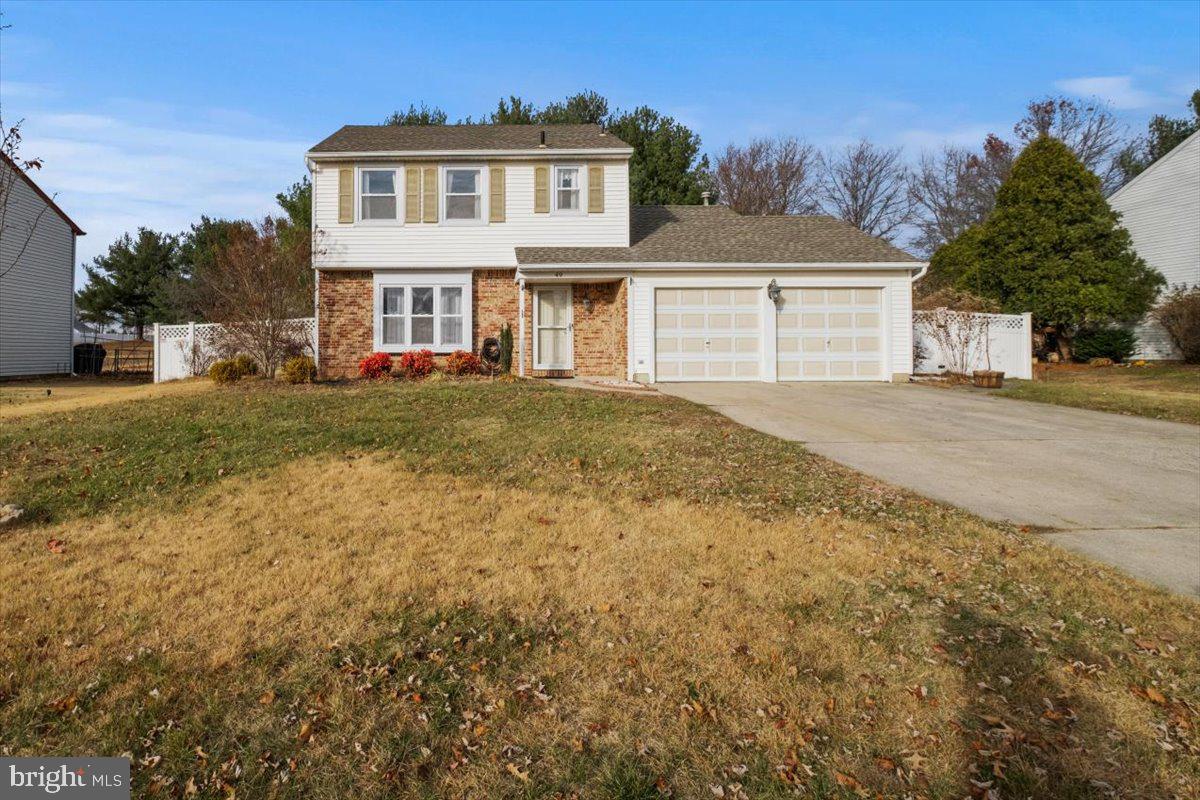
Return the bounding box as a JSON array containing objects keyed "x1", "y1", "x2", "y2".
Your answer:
[{"x1": 659, "y1": 382, "x2": 1200, "y2": 596}]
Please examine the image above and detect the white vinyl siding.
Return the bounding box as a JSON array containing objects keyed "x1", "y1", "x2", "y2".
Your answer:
[
  {"x1": 0, "y1": 161, "x2": 77, "y2": 377},
  {"x1": 1108, "y1": 131, "x2": 1200, "y2": 360},
  {"x1": 629, "y1": 270, "x2": 915, "y2": 383},
  {"x1": 314, "y1": 160, "x2": 629, "y2": 268}
]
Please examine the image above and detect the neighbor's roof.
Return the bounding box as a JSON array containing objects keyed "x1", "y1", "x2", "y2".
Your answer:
[
  {"x1": 308, "y1": 124, "x2": 632, "y2": 154},
  {"x1": 0, "y1": 152, "x2": 85, "y2": 236},
  {"x1": 516, "y1": 205, "x2": 920, "y2": 265}
]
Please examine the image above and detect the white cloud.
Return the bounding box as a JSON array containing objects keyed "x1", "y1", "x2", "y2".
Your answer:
[
  {"x1": 1054, "y1": 75, "x2": 1163, "y2": 110},
  {"x1": 16, "y1": 111, "x2": 310, "y2": 277}
]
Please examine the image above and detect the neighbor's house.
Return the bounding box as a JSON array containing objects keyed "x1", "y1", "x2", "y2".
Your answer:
[
  {"x1": 1108, "y1": 129, "x2": 1200, "y2": 360},
  {"x1": 307, "y1": 124, "x2": 926, "y2": 382},
  {"x1": 0, "y1": 152, "x2": 86, "y2": 377}
]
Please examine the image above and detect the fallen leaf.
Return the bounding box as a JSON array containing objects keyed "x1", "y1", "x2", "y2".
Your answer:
[
  {"x1": 834, "y1": 771, "x2": 863, "y2": 790},
  {"x1": 258, "y1": 689, "x2": 276, "y2": 705},
  {"x1": 505, "y1": 762, "x2": 529, "y2": 782},
  {"x1": 298, "y1": 720, "x2": 314, "y2": 743},
  {"x1": 1145, "y1": 686, "x2": 1168, "y2": 706},
  {"x1": 46, "y1": 539, "x2": 65, "y2": 554}
]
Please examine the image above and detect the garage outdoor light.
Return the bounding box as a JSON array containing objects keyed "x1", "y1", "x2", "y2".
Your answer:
[{"x1": 767, "y1": 279, "x2": 782, "y2": 305}]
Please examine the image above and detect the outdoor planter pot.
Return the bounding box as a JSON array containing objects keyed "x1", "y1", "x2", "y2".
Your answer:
[{"x1": 973, "y1": 369, "x2": 1005, "y2": 389}]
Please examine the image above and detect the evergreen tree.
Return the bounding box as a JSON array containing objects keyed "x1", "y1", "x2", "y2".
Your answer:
[
  {"x1": 76, "y1": 228, "x2": 179, "y2": 338},
  {"x1": 971, "y1": 136, "x2": 1163, "y2": 359},
  {"x1": 606, "y1": 106, "x2": 711, "y2": 205},
  {"x1": 383, "y1": 103, "x2": 448, "y2": 126}
]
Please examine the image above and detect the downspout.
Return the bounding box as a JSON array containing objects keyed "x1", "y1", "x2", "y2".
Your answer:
[
  {"x1": 517, "y1": 276, "x2": 526, "y2": 377},
  {"x1": 910, "y1": 262, "x2": 930, "y2": 284},
  {"x1": 69, "y1": 233, "x2": 78, "y2": 375}
]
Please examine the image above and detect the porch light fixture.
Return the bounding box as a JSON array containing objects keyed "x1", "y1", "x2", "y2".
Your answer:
[
  {"x1": 582, "y1": 293, "x2": 593, "y2": 313},
  {"x1": 767, "y1": 279, "x2": 782, "y2": 305}
]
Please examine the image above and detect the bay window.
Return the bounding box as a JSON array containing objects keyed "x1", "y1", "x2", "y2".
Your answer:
[{"x1": 374, "y1": 273, "x2": 472, "y2": 353}]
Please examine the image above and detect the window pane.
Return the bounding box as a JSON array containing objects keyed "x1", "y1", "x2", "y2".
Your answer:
[
  {"x1": 382, "y1": 317, "x2": 404, "y2": 345},
  {"x1": 411, "y1": 287, "x2": 434, "y2": 315},
  {"x1": 446, "y1": 195, "x2": 479, "y2": 220},
  {"x1": 411, "y1": 317, "x2": 434, "y2": 344},
  {"x1": 363, "y1": 196, "x2": 397, "y2": 220},
  {"x1": 440, "y1": 287, "x2": 462, "y2": 315},
  {"x1": 383, "y1": 287, "x2": 404, "y2": 314},
  {"x1": 557, "y1": 189, "x2": 578, "y2": 210},
  {"x1": 447, "y1": 169, "x2": 478, "y2": 194},
  {"x1": 557, "y1": 168, "x2": 578, "y2": 188},
  {"x1": 363, "y1": 170, "x2": 395, "y2": 194},
  {"x1": 440, "y1": 316, "x2": 462, "y2": 345}
]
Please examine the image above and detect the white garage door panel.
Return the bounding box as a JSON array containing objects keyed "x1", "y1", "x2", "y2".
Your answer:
[
  {"x1": 777, "y1": 288, "x2": 884, "y2": 380},
  {"x1": 655, "y1": 288, "x2": 760, "y2": 381}
]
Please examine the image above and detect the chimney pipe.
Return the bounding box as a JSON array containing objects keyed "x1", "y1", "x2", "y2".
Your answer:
[{"x1": 701, "y1": 191, "x2": 711, "y2": 206}]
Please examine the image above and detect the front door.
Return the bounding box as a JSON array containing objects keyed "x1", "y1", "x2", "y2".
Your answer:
[{"x1": 534, "y1": 286, "x2": 573, "y2": 370}]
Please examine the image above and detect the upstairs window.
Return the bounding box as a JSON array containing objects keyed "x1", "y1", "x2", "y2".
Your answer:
[
  {"x1": 360, "y1": 169, "x2": 398, "y2": 221},
  {"x1": 444, "y1": 167, "x2": 483, "y2": 222},
  {"x1": 554, "y1": 166, "x2": 582, "y2": 213}
]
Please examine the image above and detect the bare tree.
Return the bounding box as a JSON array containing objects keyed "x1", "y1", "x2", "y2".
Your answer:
[
  {"x1": 819, "y1": 139, "x2": 912, "y2": 241},
  {"x1": 712, "y1": 136, "x2": 821, "y2": 215},
  {"x1": 1014, "y1": 96, "x2": 1125, "y2": 190},
  {"x1": 0, "y1": 118, "x2": 53, "y2": 279},
  {"x1": 908, "y1": 134, "x2": 1014, "y2": 255},
  {"x1": 195, "y1": 216, "x2": 313, "y2": 376}
]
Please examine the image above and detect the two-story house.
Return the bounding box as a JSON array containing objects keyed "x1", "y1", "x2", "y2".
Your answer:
[{"x1": 308, "y1": 124, "x2": 926, "y2": 383}]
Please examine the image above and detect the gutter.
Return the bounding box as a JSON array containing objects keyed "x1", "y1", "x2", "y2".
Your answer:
[{"x1": 307, "y1": 147, "x2": 634, "y2": 160}]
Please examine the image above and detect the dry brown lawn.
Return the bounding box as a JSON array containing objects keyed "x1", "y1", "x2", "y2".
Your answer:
[
  {"x1": 0, "y1": 376, "x2": 212, "y2": 420},
  {"x1": 0, "y1": 381, "x2": 1197, "y2": 799}
]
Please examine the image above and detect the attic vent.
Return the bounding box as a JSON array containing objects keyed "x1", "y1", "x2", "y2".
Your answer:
[{"x1": 539, "y1": 130, "x2": 547, "y2": 147}]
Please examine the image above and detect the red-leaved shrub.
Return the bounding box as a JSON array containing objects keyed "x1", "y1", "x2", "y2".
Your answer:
[
  {"x1": 444, "y1": 350, "x2": 481, "y2": 376},
  {"x1": 398, "y1": 349, "x2": 435, "y2": 378},
  {"x1": 358, "y1": 352, "x2": 393, "y2": 379}
]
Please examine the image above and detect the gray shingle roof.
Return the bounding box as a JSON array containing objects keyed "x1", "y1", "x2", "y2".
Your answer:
[
  {"x1": 309, "y1": 124, "x2": 632, "y2": 154},
  {"x1": 516, "y1": 206, "x2": 920, "y2": 265}
]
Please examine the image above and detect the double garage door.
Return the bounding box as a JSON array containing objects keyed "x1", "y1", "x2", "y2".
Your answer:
[{"x1": 655, "y1": 286, "x2": 884, "y2": 382}]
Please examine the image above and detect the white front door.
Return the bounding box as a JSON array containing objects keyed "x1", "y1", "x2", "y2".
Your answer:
[{"x1": 534, "y1": 286, "x2": 573, "y2": 370}]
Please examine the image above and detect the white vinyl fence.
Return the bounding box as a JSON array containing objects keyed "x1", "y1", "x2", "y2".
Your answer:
[
  {"x1": 914, "y1": 310, "x2": 1034, "y2": 380},
  {"x1": 153, "y1": 318, "x2": 316, "y2": 382}
]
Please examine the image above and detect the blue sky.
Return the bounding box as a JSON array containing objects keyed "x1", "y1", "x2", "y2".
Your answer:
[{"x1": 2, "y1": 0, "x2": 1198, "y2": 277}]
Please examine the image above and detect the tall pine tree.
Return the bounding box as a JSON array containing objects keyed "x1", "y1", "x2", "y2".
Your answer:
[{"x1": 971, "y1": 136, "x2": 1163, "y2": 359}]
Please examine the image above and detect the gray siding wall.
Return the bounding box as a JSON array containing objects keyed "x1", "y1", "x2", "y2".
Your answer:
[
  {"x1": 0, "y1": 161, "x2": 77, "y2": 376},
  {"x1": 1108, "y1": 131, "x2": 1200, "y2": 360}
]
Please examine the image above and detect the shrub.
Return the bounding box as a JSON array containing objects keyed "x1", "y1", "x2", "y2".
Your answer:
[
  {"x1": 398, "y1": 349, "x2": 435, "y2": 379},
  {"x1": 1073, "y1": 327, "x2": 1137, "y2": 363},
  {"x1": 358, "y1": 352, "x2": 393, "y2": 379},
  {"x1": 231, "y1": 354, "x2": 259, "y2": 377},
  {"x1": 209, "y1": 359, "x2": 242, "y2": 385},
  {"x1": 445, "y1": 350, "x2": 481, "y2": 376},
  {"x1": 499, "y1": 323, "x2": 513, "y2": 374},
  {"x1": 278, "y1": 355, "x2": 317, "y2": 384},
  {"x1": 1153, "y1": 285, "x2": 1200, "y2": 363}
]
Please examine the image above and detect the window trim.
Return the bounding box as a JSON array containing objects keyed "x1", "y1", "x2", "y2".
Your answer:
[
  {"x1": 373, "y1": 271, "x2": 473, "y2": 353},
  {"x1": 551, "y1": 164, "x2": 587, "y2": 216},
  {"x1": 440, "y1": 164, "x2": 489, "y2": 226},
  {"x1": 355, "y1": 165, "x2": 404, "y2": 226}
]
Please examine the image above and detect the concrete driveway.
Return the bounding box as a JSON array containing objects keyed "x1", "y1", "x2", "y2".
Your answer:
[{"x1": 658, "y1": 382, "x2": 1200, "y2": 596}]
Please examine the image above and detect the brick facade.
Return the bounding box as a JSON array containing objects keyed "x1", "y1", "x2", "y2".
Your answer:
[
  {"x1": 317, "y1": 268, "x2": 628, "y2": 379},
  {"x1": 316, "y1": 270, "x2": 372, "y2": 378}
]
